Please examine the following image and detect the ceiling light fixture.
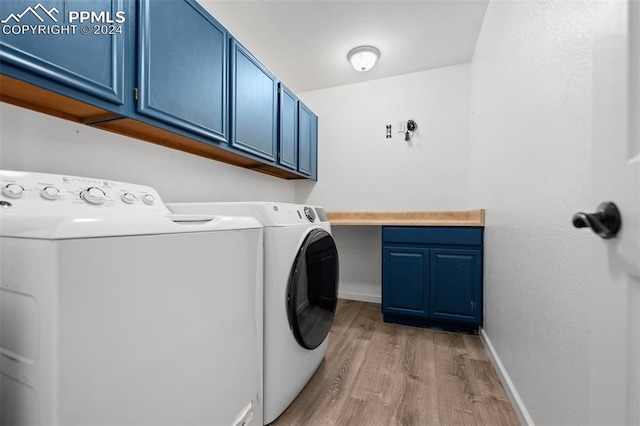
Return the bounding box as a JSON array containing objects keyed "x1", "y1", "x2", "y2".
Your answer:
[{"x1": 347, "y1": 46, "x2": 380, "y2": 72}]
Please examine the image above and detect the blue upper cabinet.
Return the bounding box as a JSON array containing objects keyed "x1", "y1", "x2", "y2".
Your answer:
[
  {"x1": 137, "y1": 0, "x2": 228, "y2": 144},
  {"x1": 0, "y1": 0, "x2": 131, "y2": 117},
  {"x1": 279, "y1": 86, "x2": 320, "y2": 178},
  {"x1": 0, "y1": 0, "x2": 318, "y2": 180},
  {"x1": 278, "y1": 83, "x2": 298, "y2": 170},
  {"x1": 230, "y1": 38, "x2": 278, "y2": 161},
  {"x1": 298, "y1": 101, "x2": 318, "y2": 180}
]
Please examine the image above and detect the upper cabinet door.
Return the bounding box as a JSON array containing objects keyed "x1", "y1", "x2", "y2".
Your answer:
[
  {"x1": 0, "y1": 0, "x2": 129, "y2": 112},
  {"x1": 137, "y1": 0, "x2": 228, "y2": 143},
  {"x1": 298, "y1": 101, "x2": 318, "y2": 180},
  {"x1": 230, "y1": 39, "x2": 277, "y2": 162},
  {"x1": 278, "y1": 83, "x2": 298, "y2": 170}
]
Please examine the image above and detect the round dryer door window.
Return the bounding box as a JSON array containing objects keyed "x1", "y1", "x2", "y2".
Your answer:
[{"x1": 287, "y1": 229, "x2": 339, "y2": 350}]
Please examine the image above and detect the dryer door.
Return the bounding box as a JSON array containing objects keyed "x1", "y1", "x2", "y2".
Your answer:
[{"x1": 287, "y1": 229, "x2": 339, "y2": 350}]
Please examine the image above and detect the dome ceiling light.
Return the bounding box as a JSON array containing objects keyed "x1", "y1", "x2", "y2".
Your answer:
[{"x1": 347, "y1": 46, "x2": 380, "y2": 72}]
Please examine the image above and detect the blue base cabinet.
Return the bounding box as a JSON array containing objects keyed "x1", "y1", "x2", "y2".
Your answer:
[{"x1": 382, "y1": 227, "x2": 483, "y2": 332}]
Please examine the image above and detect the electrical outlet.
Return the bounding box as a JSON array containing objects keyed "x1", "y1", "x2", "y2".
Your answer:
[{"x1": 397, "y1": 121, "x2": 406, "y2": 132}]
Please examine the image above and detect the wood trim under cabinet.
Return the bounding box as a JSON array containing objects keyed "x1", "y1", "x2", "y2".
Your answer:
[
  {"x1": 0, "y1": 74, "x2": 119, "y2": 124},
  {"x1": 93, "y1": 118, "x2": 306, "y2": 179},
  {"x1": 0, "y1": 75, "x2": 307, "y2": 180}
]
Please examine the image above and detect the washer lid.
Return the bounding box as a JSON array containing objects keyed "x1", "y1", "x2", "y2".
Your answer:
[
  {"x1": 0, "y1": 214, "x2": 262, "y2": 240},
  {"x1": 0, "y1": 171, "x2": 262, "y2": 239}
]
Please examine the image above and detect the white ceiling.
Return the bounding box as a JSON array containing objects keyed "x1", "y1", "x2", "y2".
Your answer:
[{"x1": 199, "y1": 0, "x2": 489, "y2": 93}]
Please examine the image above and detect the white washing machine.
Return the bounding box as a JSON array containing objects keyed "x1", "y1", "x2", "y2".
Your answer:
[
  {"x1": 167, "y1": 202, "x2": 339, "y2": 424},
  {"x1": 0, "y1": 171, "x2": 264, "y2": 426}
]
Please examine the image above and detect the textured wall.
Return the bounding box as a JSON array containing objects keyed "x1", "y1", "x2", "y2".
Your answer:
[
  {"x1": 296, "y1": 64, "x2": 472, "y2": 302},
  {"x1": 0, "y1": 103, "x2": 295, "y2": 203},
  {"x1": 296, "y1": 63, "x2": 471, "y2": 211},
  {"x1": 469, "y1": 1, "x2": 594, "y2": 424}
]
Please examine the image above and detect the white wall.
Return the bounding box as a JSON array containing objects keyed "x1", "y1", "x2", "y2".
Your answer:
[
  {"x1": 296, "y1": 64, "x2": 472, "y2": 302},
  {"x1": 296, "y1": 63, "x2": 471, "y2": 210},
  {"x1": 0, "y1": 103, "x2": 295, "y2": 203},
  {"x1": 469, "y1": 1, "x2": 594, "y2": 424}
]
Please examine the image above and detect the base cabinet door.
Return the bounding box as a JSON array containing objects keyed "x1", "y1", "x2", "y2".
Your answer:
[
  {"x1": 429, "y1": 248, "x2": 482, "y2": 324},
  {"x1": 382, "y1": 247, "x2": 429, "y2": 317},
  {"x1": 137, "y1": 0, "x2": 228, "y2": 143}
]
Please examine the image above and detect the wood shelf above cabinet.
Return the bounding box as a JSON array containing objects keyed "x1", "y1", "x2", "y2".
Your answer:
[{"x1": 326, "y1": 209, "x2": 485, "y2": 226}]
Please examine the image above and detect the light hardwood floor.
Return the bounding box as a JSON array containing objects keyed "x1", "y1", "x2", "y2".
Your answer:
[{"x1": 272, "y1": 299, "x2": 520, "y2": 426}]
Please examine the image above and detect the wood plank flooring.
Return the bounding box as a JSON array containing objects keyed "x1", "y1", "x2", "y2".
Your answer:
[{"x1": 271, "y1": 299, "x2": 520, "y2": 426}]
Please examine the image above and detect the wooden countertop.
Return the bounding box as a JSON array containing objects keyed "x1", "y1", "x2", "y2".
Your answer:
[{"x1": 326, "y1": 209, "x2": 485, "y2": 226}]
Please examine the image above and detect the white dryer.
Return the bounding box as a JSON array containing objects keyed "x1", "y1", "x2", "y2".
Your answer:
[
  {"x1": 0, "y1": 171, "x2": 264, "y2": 426},
  {"x1": 167, "y1": 202, "x2": 340, "y2": 424}
]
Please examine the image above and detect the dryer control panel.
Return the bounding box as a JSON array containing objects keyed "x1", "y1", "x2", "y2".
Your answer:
[
  {"x1": 0, "y1": 170, "x2": 170, "y2": 215},
  {"x1": 263, "y1": 203, "x2": 329, "y2": 225}
]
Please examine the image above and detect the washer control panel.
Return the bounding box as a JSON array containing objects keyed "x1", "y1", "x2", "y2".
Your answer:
[{"x1": 0, "y1": 170, "x2": 169, "y2": 215}]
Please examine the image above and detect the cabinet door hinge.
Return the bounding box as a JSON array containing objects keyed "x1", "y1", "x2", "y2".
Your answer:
[{"x1": 134, "y1": 87, "x2": 138, "y2": 101}]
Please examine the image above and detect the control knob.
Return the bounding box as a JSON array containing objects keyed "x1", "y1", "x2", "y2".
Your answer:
[
  {"x1": 142, "y1": 194, "x2": 155, "y2": 205},
  {"x1": 40, "y1": 186, "x2": 60, "y2": 200},
  {"x1": 121, "y1": 192, "x2": 136, "y2": 204},
  {"x1": 2, "y1": 183, "x2": 25, "y2": 199},
  {"x1": 80, "y1": 187, "x2": 106, "y2": 205},
  {"x1": 304, "y1": 206, "x2": 316, "y2": 222}
]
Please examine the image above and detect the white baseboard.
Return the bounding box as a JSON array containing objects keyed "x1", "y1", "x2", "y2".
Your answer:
[
  {"x1": 479, "y1": 328, "x2": 535, "y2": 426},
  {"x1": 338, "y1": 291, "x2": 381, "y2": 304}
]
